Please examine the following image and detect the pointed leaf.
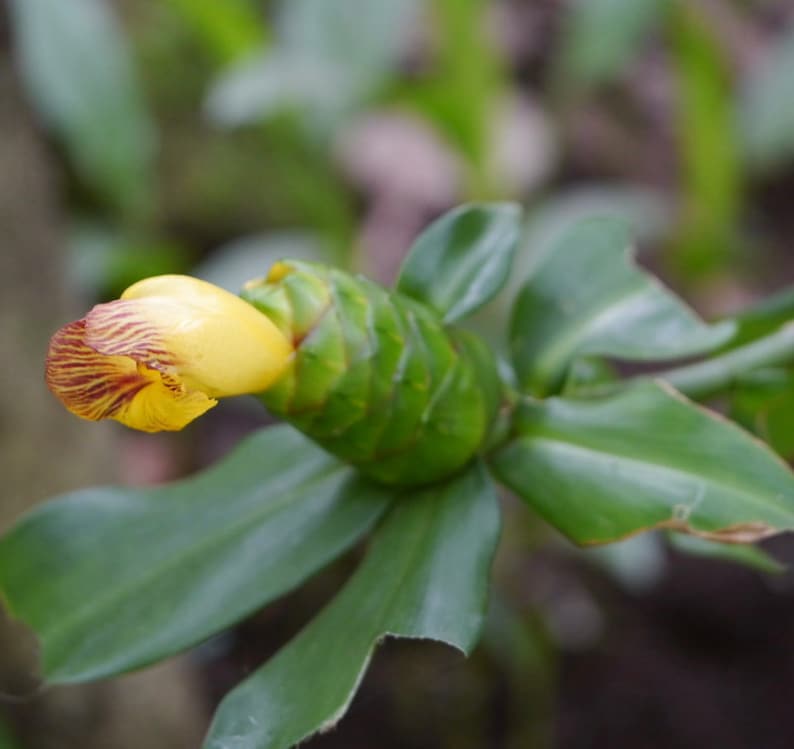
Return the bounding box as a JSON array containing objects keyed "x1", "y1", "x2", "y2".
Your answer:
[
  {"x1": 510, "y1": 218, "x2": 734, "y2": 395},
  {"x1": 491, "y1": 380, "x2": 794, "y2": 546},
  {"x1": 204, "y1": 460, "x2": 500, "y2": 749},
  {"x1": 667, "y1": 533, "x2": 786, "y2": 575},
  {"x1": 397, "y1": 203, "x2": 523, "y2": 323},
  {"x1": 0, "y1": 426, "x2": 392, "y2": 684}
]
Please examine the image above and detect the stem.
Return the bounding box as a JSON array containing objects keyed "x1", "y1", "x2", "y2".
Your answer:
[{"x1": 656, "y1": 323, "x2": 794, "y2": 399}]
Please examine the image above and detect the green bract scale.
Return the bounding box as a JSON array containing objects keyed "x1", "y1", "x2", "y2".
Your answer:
[{"x1": 241, "y1": 260, "x2": 502, "y2": 486}]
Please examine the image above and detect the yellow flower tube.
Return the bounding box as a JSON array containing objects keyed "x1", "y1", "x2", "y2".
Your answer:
[{"x1": 45, "y1": 275, "x2": 293, "y2": 432}]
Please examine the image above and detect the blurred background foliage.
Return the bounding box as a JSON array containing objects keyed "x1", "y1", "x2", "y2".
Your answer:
[{"x1": 3, "y1": 1, "x2": 794, "y2": 747}]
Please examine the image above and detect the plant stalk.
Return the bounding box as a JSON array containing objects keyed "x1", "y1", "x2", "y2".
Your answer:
[{"x1": 657, "y1": 323, "x2": 794, "y2": 399}]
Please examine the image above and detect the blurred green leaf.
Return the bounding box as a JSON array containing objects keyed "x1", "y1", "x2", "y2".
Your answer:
[
  {"x1": 562, "y1": 356, "x2": 619, "y2": 394},
  {"x1": 204, "y1": 460, "x2": 500, "y2": 749},
  {"x1": 668, "y1": 2, "x2": 741, "y2": 278},
  {"x1": 491, "y1": 380, "x2": 794, "y2": 546},
  {"x1": 278, "y1": 0, "x2": 418, "y2": 77},
  {"x1": 398, "y1": 0, "x2": 504, "y2": 193},
  {"x1": 582, "y1": 532, "x2": 666, "y2": 591},
  {"x1": 667, "y1": 532, "x2": 786, "y2": 575},
  {"x1": 556, "y1": 0, "x2": 667, "y2": 90},
  {"x1": 69, "y1": 224, "x2": 191, "y2": 298},
  {"x1": 0, "y1": 719, "x2": 20, "y2": 749},
  {"x1": 481, "y1": 596, "x2": 556, "y2": 748},
  {"x1": 196, "y1": 232, "x2": 327, "y2": 292},
  {"x1": 0, "y1": 427, "x2": 392, "y2": 684},
  {"x1": 510, "y1": 217, "x2": 734, "y2": 396},
  {"x1": 205, "y1": 50, "x2": 353, "y2": 132},
  {"x1": 739, "y1": 29, "x2": 794, "y2": 171},
  {"x1": 397, "y1": 203, "x2": 522, "y2": 323},
  {"x1": 519, "y1": 185, "x2": 672, "y2": 273},
  {"x1": 206, "y1": 0, "x2": 419, "y2": 134},
  {"x1": 725, "y1": 286, "x2": 794, "y2": 348},
  {"x1": 167, "y1": 0, "x2": 266, "y2": 64},
  {"x1": 730, "y1": 368, "x2": 794, "y2": 460},
  {"x1": 660, "y1": 324, "x2": 794, "y2": 401},
  {"x1": 9, "y1": 0, "x2": 156, "y2": 214}
]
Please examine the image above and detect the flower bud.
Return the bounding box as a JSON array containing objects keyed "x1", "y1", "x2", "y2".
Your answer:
[{"x1": 46, "y1": 275, "x2": 292, "y2": 432}]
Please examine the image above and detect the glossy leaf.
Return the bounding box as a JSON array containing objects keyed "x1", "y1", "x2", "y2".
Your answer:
[
  {"x1": 491, "y1": 380, "x2": 794, "y2": 546},
  {"x1": 465, "y1": 185, "x2": 671, "y2": 351},
  {"x1": 667, "y1": 533, "x2": 786, "y2": 575},
  {"x1": 0, "y1": 427, "x2": 392, "y2": 684},
  {"x1": 8, "y1": 0, "x2": 155, "y2": 213},
  {"x1": 204, "y1": 460, "x2": 500, "y2": 749},
  {"x1": 397, "y1": 203, "x2": 523, "y2": 323},
  {"x1": 510, "y1": 217, "x2": 734, "y2": 395}
]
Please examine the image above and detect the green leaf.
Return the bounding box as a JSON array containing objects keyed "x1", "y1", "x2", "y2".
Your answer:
[
  {"x1": 195, "y1": 232, "x2": 327, "y2": 292},
  {"x1": 0, "y1": 427, "x2": 392, "y2": 684},
  {"x1": 69, "y1": 224, "x2": 190, "y2": 299},
  {"x1": 582, "y1": 533, "x2": 666, "y2": 591},
  {"x1": 555, "y1": 0, "x2": 667, "y2": 90},
  {"x1": 0, "y1": 719, "x2": 20, "y2": 749},
  {"x1": 397, "y1": 203, "x2": 523, "y2": 324},
  {"x1": 730, "y1": 369, "x2": 794, "y2": 460},
  {"x1": 491, "y1": 380, "x2": 794, "y2": 546},
  {"x1": 726, "y1": 286, "x2": 794, "y2": 348},
  {"x1": 8, "y1": 0, "x2": 156, "y2": 214},
  {"x1": 398, "y1": 0, "x2": 505, "y2": 192},
  {"x1": 667, "y1": 532, "x2": 786, "y2": 575},
  {"x1": 167, "y1": 0, "x2": 266, "y2": 65},
  {"x1": 668, "y1": 2, "x2": 742, "y2": 278},
  {"x1": 204, "y1": 460, "x2": 500, "y2": 749},
  {"x1": 205, "y1": 0, "x2": 419, "y2": 134},
  {"x1": 510, "y1": 217, "x2": 734, "y2": 395},
  {"x1": 205, "y1": 50, "x2": 355, "y2": 133},
  {"x1": 464, "y1": 185, "x2": 671, "y2": 351},
  {"x1": 739, "y1": 29, "x2": 794, "y2": 171}
]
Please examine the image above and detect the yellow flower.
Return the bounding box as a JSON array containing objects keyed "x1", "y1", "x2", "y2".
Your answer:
[{"x1": 45, "y1": 275, "x2": 292, "y2": 432}]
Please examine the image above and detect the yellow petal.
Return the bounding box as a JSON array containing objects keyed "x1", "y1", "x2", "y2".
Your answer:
[
  {"x1": 121, "y1": 275, "x2": 293, "y2": 396},
  {"x1": 45, "y1": 316, "x2": 216, "y2": 431},
  {"x1": 115, "y1": 363, "x2": 216, "y2": 432},
  {"x1": 46, "y1": 275, "x2": 293, "y2": 432}
]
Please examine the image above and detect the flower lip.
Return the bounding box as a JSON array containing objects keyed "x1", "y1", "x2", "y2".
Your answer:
[
  {"x1": 46, "y1": 275, "x2": 294, "y2": 432},
  {"x1": 46, "y1": 302, "x2": 218, "y2": 432}
]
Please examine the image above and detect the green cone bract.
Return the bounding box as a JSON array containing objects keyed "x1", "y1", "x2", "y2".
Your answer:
[{"x1": 242, "y1": 261, "x2": 502, "y2": 486}]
